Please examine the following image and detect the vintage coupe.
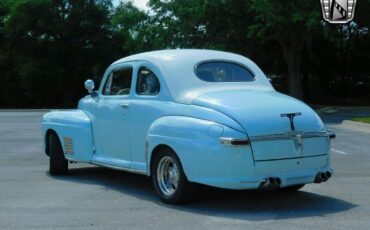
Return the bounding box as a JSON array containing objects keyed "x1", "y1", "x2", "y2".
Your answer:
[{"x1": 42, "y1": 49, "x2": 335, "y2": 204}]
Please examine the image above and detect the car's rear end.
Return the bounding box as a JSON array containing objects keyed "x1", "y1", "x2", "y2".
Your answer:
[
  {"x1": 191, "y1": 89, "x2": 334, "y2": 189},
  {"x1": 250, "y1": 132, "x2": 334, "y2": 189}
]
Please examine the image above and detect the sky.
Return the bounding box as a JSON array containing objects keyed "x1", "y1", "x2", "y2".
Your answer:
[{"x1": 113, "y1": 0, "x2": 150, "y2": 11}]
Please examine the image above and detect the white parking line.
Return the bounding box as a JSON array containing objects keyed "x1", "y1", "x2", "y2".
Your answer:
[{"x1": 331, "y1": 148, "x2": 349, "y2": 155}]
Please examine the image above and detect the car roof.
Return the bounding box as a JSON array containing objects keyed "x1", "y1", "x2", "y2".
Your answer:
[
  {"x1": 112, "y1": 49, "x2": 255, "y2": 67},
  {"x1": 112, "y1": 49, "x2": 273, "y2": 104}
]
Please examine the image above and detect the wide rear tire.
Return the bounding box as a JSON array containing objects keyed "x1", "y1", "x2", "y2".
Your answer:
[
  {"x1": 49, "y1": 132, "x2": 68, "y2": 175},
  {"x1": 151, "y1": 147, "x2": 195, "y2": 204}
]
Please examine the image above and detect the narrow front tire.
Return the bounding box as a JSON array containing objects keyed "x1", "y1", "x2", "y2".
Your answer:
[{"x1": 49, "y1": 132, "x2": 68, "y2": 175}]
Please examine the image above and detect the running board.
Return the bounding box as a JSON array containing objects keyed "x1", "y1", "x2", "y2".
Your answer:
[{"x1": 91, "y1": 161, "x2": 148, "y2": 175}]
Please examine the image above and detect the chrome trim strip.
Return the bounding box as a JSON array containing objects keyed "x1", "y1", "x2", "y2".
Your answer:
[
  {"x1": 254, "y1": 153, "x2": 328, "y2": 162},
  {"x1": 91, "y1": 161, "x2": 148, "y2": 175},
  {"x1": 219, "y1": 137, "x2": 250, "y2": 146},
  {"x1": 250, "y1": 131, "x2": 333, "y2": 142},
  {"x1": 63, "y1": 137, "x2": 74, "y2": 154}
]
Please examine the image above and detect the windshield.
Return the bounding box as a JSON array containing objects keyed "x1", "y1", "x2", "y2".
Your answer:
[{"x1": 195, "y1": 61, "x2": 255, "y2": 82}]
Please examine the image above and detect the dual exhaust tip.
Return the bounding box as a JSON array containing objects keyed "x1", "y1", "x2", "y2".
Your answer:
[
  {"x1": 260, "y1": 171, "x2": 332, "y2": 189},
  {"x1": 314, "y1": 171, "x2": 332, "y2": 183},
  {"x1": 260, "y1": 177, "x2": 282, "y2": 189}
]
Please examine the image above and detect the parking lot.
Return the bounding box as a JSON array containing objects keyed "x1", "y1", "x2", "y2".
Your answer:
[{"x1": 0, "y1": 111, "x2": 369, "y2": 229}]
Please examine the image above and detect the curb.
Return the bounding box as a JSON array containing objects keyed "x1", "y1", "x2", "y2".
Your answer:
[{"x1": 341, "y1": 120, "x2": 370, "y2": 134}]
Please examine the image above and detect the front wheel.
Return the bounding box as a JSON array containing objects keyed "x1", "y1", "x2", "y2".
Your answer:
[
  {"x1": 49, "y1": 132, "x2": 68, "y2": 175},
  {"x1": 151, "y1": 147, "x2": 195, "y2": 204}
]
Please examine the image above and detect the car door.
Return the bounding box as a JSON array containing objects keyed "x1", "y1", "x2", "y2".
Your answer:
[
  {"x1": 91, "y1": 63, "x2": 133, "y2": 168},
  {"x1": 127, "y1": 64, "x2": 169, "y2": 172}
]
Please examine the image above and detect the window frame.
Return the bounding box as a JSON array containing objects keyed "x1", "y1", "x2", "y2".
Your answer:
[
  {"x1": 101, "y1": 66, "x2": 134, "y2": 96},
  {"x1": 194, "y1": 60, "x2": 256, "y2": 83}
]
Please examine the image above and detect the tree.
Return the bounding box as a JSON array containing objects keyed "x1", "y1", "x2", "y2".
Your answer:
[
  {"x1": 112, "y1": 1, "x2": 149, "y2": 53},
  {"x1": 0, "y1": 0, "x2": 369, "y2": 107},
  {"x1": 249, "y1": 0, "x2": 322, "y2": 99},
  {"x1": 145, "y1": 0, "x2": 256, "y2": 51},
  {"x1": 1, "y1": 0, "x2": 123, "y2": 107}
]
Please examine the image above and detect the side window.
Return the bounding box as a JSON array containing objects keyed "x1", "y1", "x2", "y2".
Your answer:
[
  {"x1": 136, "y1": 67, "x2": 160, "y2": 95},
  {"x1": 103, "y1": 67, "x2": 133, "y2": 95}
]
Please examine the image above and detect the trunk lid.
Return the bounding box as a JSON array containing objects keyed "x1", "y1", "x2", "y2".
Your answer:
[{"x1": 192, "y1": 89, "x2": 329, "y2": 161}]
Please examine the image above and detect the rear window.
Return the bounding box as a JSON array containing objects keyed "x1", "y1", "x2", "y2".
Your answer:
[{"x1": 195, "y1": 61, "x2": 254, "y2": 82}]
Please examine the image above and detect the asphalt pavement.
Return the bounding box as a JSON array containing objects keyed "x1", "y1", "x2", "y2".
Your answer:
[{"x1": 0, "y1": 111, "x2": 369, "y2": 229}]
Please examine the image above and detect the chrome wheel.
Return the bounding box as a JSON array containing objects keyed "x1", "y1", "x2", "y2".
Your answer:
[
  {"x1": 152, "y1": 147, "x2": 196, "y2": 204},
  {"x1": 156, "y1": 156, "x2": 180, "y2": 196}
]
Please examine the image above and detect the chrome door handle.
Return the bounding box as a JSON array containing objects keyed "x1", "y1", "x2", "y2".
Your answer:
[{"x1": 120, "y1": 103, "x2": 129, "y2": 109}]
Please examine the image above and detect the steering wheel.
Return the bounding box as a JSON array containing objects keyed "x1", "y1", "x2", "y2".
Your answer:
[{"x1": 116, "y1": 88, "x2": 130, "y2": 95}]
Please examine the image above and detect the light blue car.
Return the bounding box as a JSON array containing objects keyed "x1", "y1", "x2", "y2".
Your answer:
[{"x1": 41, "y1": 49, "x2": 335, "y2": 204}]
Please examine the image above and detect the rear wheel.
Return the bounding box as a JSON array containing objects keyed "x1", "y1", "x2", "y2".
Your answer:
[
  {"x1": 151, "y1": 147, "x2": 195, "y2": 204},
  {"x1": 49, "y1": 132, "x2": 68, "y2": 175}
]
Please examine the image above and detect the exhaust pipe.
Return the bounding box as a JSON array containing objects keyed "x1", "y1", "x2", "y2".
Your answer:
[
  {"x1": 315, "y1": 171, "x2": 332, "y2": 183},
  {"x1": 315, "y1": 172, "x2": 326, "y2": 183},
  {"x1": 321, "y1": 172, "x2": 329, "y2": 182},
  {"x1": 314, "y1": 173, "x2": 324, "y2": 183},
  {"x1": 260, "y1": 177, "x2": 281, "y2": 189}
]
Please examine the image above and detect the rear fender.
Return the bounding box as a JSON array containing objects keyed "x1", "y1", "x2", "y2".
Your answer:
[{"x1": 146, "y1": 116, "x2": 254, "y2": 184}]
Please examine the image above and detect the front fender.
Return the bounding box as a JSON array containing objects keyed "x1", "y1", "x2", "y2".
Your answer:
[
  {"x1": 41, "y1": 109, "x2": 94, "y2": 162},
  {"x1": 147, "y1": 116, "x2": 255, "y2": 187}
]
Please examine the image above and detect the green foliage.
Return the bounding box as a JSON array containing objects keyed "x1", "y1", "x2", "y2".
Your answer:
[
  {"x1": 352, "y1": 117, "x2": 370, "y2": 124},
  {"x1": 0, "y1": 0, "x2": 125, "y2": 107},
  {"x1": 112, "y1": 1, "x2": 149, "y2": 52},
  {"x1": 0, "y1": 0, "x2": 369, "y2": 107}
]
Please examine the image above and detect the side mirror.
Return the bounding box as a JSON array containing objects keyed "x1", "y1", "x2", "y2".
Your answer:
[
  {"x1": 85, "y1": 79, "x2": 95, "y2": 93},
  {"x1": 84, "y1": 79, "x2": 95, "y2": 92},
  {"x1": 84, "y1": 79, "x2": 98, "y2": 97}
]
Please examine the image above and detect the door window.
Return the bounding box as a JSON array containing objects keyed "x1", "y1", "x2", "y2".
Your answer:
[
  {"x1": 103, "y1": 67, "x2": 133, "y2": 95},
  {"x1": 136, "y1": 67, "x2": 160, "y2": 95}
]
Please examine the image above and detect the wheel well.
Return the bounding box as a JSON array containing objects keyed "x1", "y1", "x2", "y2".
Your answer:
[
  {"x1": 45, "y1": 129, "x2": 57, "y2": 156},
  {"x1": 149, "y1": 144, "x2": 190, "y2": 180},
  {"x1": 150, "y1": 144, "x2": 174, "y2": 174}
]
